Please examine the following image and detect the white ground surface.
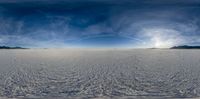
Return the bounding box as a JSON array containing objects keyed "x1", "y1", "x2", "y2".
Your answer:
[{"x1": 0, "y1": 49, "x2": 200, "y2": 99}]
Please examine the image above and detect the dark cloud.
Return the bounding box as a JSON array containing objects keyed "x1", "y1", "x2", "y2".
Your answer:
[{"x1": 0, "y1": 0, "x2": 199, "y2": 48}]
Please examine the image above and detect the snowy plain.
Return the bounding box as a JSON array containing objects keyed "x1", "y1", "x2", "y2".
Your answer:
[{"x1": 0, "y1": 49, "x2": 200, "y2": 99}]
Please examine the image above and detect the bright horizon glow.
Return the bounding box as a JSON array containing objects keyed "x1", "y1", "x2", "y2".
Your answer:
[
  {"x1": 153, "y1": 37, "x2": 174, "y2": 48},
  {"x1": 141, "y1": 28, "x2": 183, "y2": 48}
]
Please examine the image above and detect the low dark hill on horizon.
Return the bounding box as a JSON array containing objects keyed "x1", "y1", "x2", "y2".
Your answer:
[
  {"x1": 171, "y1": 45, "x2": 200, "y2": 49},
  {"x1": 0, "y1": 46, "x2": 27, "y2": 49},
  {"x1": 1, "y1": 45, "x2": 200, "y2": 49}
]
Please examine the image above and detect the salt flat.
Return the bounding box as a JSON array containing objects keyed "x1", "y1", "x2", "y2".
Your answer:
[{"x1": 0, "y1": 49, "x2": 200, "y2": 99}]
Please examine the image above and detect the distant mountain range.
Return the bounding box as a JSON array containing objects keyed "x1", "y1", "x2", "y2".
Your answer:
[
  {"x1": 0, "y1": 46, "x2": 27, "y2": 49},
  {"x1": 0, "y1": 45, "x2": 200, "y2": 49},
  {"x1": 171, "y1": 45, "x2": 200, "y2": 49}
]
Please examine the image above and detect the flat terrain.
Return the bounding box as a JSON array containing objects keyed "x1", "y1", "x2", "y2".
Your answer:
[{"x1": 0, "y1": 49, "x2": 200, "y2": 99}]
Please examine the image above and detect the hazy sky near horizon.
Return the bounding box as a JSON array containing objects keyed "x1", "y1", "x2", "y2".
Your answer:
[{"x1": 0, "y1": 0, "x2": 200, "y2": 48}]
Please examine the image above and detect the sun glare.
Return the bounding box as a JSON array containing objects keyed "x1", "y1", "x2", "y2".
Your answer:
[{"x1": 153, "y1": 37, "x2": 173, "y2": 48}]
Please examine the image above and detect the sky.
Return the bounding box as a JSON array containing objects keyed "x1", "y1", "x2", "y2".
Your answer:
[{"x1": 0, "y1": 0, "x2": 200, "y2": 48}]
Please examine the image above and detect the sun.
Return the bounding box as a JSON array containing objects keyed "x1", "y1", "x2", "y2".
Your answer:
[
  {"x1": 141, "y1": 28, "x2": 181, "y2": 48},
  {"x1": 153, "y1": 37, "x2": 173, "y2": 48},
  {"x1": 155, "y1": 41, "x2": 163, "y2": 48}
]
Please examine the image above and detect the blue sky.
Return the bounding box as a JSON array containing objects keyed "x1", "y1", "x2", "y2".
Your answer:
[{"x1": 0, "y1": 0, "x2": 200, "y2": 48}]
